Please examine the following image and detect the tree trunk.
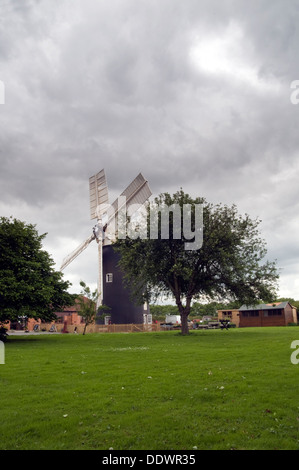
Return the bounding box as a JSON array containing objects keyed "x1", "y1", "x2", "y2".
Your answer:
[
  {"x1": 181, "y1": 313, "x2": 189, "y2": 335},
  {"x1": 174, "y1": 289, "x2": 192, "y2": 335},
  {"x1": 180, "y1": 298, "x2": 193, "y2": 335}
]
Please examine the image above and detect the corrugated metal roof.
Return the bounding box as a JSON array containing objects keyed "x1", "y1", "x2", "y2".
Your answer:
[{"x1": 239, "y1": 301, "x2": 289, "y2": 311}]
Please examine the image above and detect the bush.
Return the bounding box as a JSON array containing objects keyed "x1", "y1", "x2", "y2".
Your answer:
[{"x1": 0, "y1": 326, "x2": 8, "y2": 342}]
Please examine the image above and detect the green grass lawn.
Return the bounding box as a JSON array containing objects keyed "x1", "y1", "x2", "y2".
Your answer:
[{"x1": 0, "y1": 327, "x2": 299, "y2": 450}]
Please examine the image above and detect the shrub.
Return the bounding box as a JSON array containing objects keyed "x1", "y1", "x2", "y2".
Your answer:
[{"x1": 0, "y1": 326, "x2": 8, "y2": 342}]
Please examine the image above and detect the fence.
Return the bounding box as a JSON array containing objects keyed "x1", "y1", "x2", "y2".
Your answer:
[
  {"x1": 106, "y1": 323, "x2": 160, "y2": 333},
  {"x1": 30, "y1": 322, "x2": 161, "y2": 334}
]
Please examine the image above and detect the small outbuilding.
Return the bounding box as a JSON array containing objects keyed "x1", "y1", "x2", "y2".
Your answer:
[
  {"x1": 238, "y1": 301, "x2": 297, "y2": 327},
  {"x1": 217, "y1": 309, "x2": 240, "y2": 327}
]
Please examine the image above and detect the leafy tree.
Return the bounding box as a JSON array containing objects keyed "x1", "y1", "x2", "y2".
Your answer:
[
  {"x1": 77, "y1": 281, "x2": 110, "y2": 334},
  {"x1": 190, "y1": 300, "x2": 240, "y2": 318},
  {"x1": 114, "y1": 190, "x2": 279, "y2": 334},
  {"x1": 0, "y1": 217, "x2": 75, "y2": 326},
  {"x1": 276, "y1": 297, "x2": 299, "y2": 308},
  {"x1": 0, "y1": 325, "x2": 8, "y2": 342},
  {"x1": 149, "y1": 304, "x2": 179, "y2": 322}
]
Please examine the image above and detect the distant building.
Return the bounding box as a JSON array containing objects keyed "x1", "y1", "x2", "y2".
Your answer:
[
  {"x1": 217, "y1": 302, "x2": 297, "y2": 328},
  {"x1": 238, "y1": 301, "x2": 297, "y2": 327},
  {"x1": 217, "y1": 309, "x2": 240, "y2": 327},
  {"x1": 54, "y1": 297, "x2": 87, "y2": 326}
]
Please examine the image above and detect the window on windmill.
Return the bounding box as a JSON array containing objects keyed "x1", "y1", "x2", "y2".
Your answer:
[{"x1": 106, "y1": 273, "x2": 113, "y2": 283}]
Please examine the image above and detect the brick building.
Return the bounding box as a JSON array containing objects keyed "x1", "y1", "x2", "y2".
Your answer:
[
  {"x1": 5, "y1": 297, "x2": 88, "y2": 332},
  {"x1": 54, "y1": 297, "x2": 89, "y2": 327}
]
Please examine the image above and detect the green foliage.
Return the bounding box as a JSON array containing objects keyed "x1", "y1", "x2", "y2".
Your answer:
[
  {"x1": 276, "y1": 297, "x2": 299, "y2": 310},
  {"x1": 0, "y1": 325, "x2": 8, "y2": 342},
  {"x1": 0, "y1": 216, "x2": 75, "y2": 324},
  {"x1": 115, "y1": 190, "x2": 279, "y2": 334},
  {"x1": 77, "y1": 281, "x2": 110, "y2": 334},
  {"x1": 149, "y1": 304, "x2": 179, "y2": 322},
  {"x1": 190, "y1": 300, "x2": 240, "y2": 318},
  {"x1": 77, "y1": 281, "x2": 98, "y2": 335},
  {"x1": 150, "y1": 300, "x2": 246, "y2": 322}
]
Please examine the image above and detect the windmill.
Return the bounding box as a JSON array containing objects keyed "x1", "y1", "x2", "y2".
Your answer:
[{"x1": 60, "y1": 169, "x2": 152, "y2": 324}]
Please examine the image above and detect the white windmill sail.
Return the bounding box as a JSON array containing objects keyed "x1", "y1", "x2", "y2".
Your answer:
[
  {"x1": 60, "y1": 234, "x2": 95, "y2": 271},
  {"x1": 106, "y1": 173, "x2": 152, "y2": 242},
  {"x1": 111, "y1": 172, "x2": 151, "y2": 217},
  {"x1": 89, "y1": 169, "x2": 109, "y2": 220}
]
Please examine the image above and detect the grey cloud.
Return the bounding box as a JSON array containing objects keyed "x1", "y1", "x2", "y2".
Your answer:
[{"x1": 1, "y1": 0, "x2": 299, "y2": 296}]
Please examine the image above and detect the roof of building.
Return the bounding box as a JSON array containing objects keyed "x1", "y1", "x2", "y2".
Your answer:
[
  {"x1": 239, "y1": 301, "x2": 290, "y2": 311},
  {"x1": 54, "y1": 296, "x2": 90, "y2": 314}
]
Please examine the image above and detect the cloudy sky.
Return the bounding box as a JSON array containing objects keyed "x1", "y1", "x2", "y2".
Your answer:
[{"x1": 1, "y1": 0, "x2": 299, "y2": 300}]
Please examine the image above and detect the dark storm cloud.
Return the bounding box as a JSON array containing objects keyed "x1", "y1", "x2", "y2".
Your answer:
[{"x1": 1, "y1": 0, "x2": 299, "y2": 296}]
